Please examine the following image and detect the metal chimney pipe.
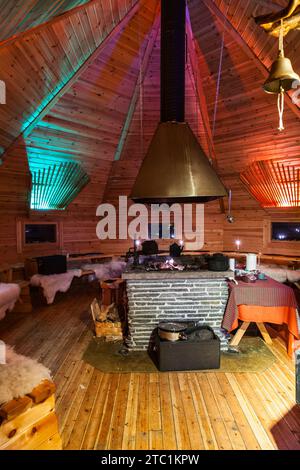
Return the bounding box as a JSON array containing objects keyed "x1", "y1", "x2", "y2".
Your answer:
[{"x1": 160, "y1": 0, "x2": 186, "y2": 122}]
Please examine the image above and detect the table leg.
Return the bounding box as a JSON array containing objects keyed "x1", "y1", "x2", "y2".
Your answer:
[
  {"x1": 256, "y1": 323, "x2": 273, "y2": 345},
  {"x1": 230, "y1": 322, "x2": 250, "y2": 346},
  {"x1": 288, "y1": 332, "x2": 295, "y2": 359}
]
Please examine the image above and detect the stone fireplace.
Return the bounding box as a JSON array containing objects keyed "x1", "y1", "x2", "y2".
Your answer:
[{"x1": 122, "y1": 270, "x2": 230, "y2": 351}]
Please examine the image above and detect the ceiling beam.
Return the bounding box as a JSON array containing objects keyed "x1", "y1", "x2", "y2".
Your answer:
[
  {"x1": 114, "y1": 7, "x2": 161, "y2": 161},
  {"x1": 255, "y1": 0, "x2": 283, "y2": 11},
  {"x1": 0, "y1": 0, "x2": 101, "y2": 48},
  {"x1": 202, "y1": 0, "x2": 300, "y2": 121},
  {"x1": 0, "y1": 1, "x2": 141, "y2": 165}
]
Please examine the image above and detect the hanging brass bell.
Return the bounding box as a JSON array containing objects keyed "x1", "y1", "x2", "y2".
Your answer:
[{"x1": 263, "y1": 50, "x2": 300, "y2": 94}]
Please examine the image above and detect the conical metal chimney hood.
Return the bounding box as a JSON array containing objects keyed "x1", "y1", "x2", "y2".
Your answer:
[{"x1": 130, "y1": 0, "x2": 227, "y2": 204}]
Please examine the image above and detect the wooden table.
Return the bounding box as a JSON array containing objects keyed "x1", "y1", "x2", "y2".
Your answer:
[{"x1": 223, "y1": 277, "x2": 299, "y2": 358}]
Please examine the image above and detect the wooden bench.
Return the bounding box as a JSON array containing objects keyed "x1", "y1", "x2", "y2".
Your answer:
[{"x1": 0, "y1": 380, "x2": 61, "y2": 450}]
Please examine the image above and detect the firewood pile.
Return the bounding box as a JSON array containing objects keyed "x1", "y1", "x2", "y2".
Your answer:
[{"x1": 90, "y1": 299, "x2": 124, "y2": 341}]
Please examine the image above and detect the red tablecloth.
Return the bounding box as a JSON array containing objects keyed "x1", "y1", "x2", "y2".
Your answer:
[
  {"x1": 222, "y1": 277, "x2": 299, "y2": 356},
  {"x1": 223, "y1": 276, "x2": 298, "y2": 332}
]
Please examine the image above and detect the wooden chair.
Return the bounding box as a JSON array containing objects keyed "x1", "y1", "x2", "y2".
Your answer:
[{"x1": 0, "y1": 264, "x2": 13, "y2": 283}]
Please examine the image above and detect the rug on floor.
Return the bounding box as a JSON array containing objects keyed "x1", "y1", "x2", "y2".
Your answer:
[{"x1": 82, "y1": 337, "x2": 277, "y2": 373}]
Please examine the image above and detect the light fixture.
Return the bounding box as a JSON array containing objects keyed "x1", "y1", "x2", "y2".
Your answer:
[
  {"x1": 235, "y1": 240, "x2": 241, "y2": 251},
  {"x1": 30, "y1": 162, "x2": 89, "y2": 211},
  {"x1": 263, "y1": 19, "x2": 300, "y2": 131}
]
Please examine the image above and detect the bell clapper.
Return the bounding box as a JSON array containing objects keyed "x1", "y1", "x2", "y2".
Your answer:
[{"x1": 278, "y1": 84, "x2": 285, "y2": 131}]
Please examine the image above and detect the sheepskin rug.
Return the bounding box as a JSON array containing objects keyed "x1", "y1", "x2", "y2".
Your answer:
[
  {"x1": 30, "y1": 269, "x2": 82, "y2": 304},
  {"x1": 82, "y1": 260, "x2": 127, "y2": 281},
  {"x1": 0, "y1": 283, "x2": 21, "y2": 321},
  {"x1": 260, "y1": 264, "x2": 300, "y2": 284},
  {"x1": 0, "y1": 346, "x2": 51, "y2": 405}
]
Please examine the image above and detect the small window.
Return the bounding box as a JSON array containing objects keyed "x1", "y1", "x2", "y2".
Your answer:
[
  {"x1": 148, "y1": 223, "x2": 175, "y2": 240},
  {"x1": 271, "y1": 222, "x2": 300, "y2": 242},
  {"x1": 25, "y1": 224, "x2": 57, "y2": 244}
]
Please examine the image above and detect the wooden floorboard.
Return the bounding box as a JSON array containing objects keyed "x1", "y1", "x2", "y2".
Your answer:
[{"x1": 0, "y1": 282, "x2": 299, "y2": 451}]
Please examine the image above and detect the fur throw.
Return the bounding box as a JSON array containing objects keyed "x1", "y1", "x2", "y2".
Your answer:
[
  {"x1": 83, "y1": 260, "x2": 127, "y2": 281},
  {"x1": 30, "y1": 269, "x2": 82, "y2": 304},
  {"x1": 0, "y1": 346, "x2": 51, "y2": 405},
  {"x1": 260, "y1": 264, "x2": 300, "y2": 284},
  {"x1": 0, "y1": 283, "x2": 21, "y2": 321}
]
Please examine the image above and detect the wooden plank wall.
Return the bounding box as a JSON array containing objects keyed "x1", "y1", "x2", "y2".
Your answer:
[
  {"x1": 0, "y1": 0, "x2": 299, "y2": 264},
  {"x1": 0, "y1": 0, "x2": 92, "y2": 41},
  {"x1": 0, "y1": 0, "x2": 138, "y2": 160},
  {"x1": 0, "y1": 0, "x2": 160, "y2": 263}
]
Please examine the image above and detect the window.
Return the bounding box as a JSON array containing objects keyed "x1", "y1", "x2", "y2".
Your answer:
[
  {"x1": 148, "y1": 223, "x2": 175, "y2": 240},
  {"x1": 25, "y1": 224, "x2": 57, "y2": 245},
  {"x1": 271, "y1": 222, "x2": 300, "y2": 242}
]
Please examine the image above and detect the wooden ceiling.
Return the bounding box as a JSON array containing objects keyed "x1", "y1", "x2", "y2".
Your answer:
[
  {"x1": 0, "y1": 0, "x2": 92, "y2": 42},
  {"x1": 0, "y1": 0, "x2": 300, "y2": 213}
]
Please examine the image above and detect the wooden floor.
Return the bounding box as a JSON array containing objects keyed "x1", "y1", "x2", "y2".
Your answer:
[{"x1": 0, "y1": 282, "x2": 300, "y2": 451}]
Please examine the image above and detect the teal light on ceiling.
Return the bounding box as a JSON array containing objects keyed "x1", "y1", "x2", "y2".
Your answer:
[
  {"x1": 30, "y1": 161, "x2": 90, "y2": 210},
  {"x1": 21, "y1": 74, "x2": 77, "y2": 136}
]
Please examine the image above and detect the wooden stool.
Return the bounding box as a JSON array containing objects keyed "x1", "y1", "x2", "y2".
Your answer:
[
  {"x1": 0, "y1": 380, "x2": 62, "y2": 450},
  {"x1": 100, "y1": 278, "x2": 125, "y2": 307},
  {"x1": 13, "y1": 280, "x2": 33, "y2": 313}
]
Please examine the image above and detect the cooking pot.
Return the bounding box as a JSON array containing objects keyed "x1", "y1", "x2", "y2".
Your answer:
[
  {"x1": 158, "y1": 322, "x2": 206, "y2": 342},
  {"x1": 207, "y1": 253, "x2": 229, "y2": 272},
  {"x1": 142, "y1": 240, "x2": 159, "y2": 255}
]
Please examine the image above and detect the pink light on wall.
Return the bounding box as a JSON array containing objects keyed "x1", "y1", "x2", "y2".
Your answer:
[{"x1": 241, "y1": 159, "x2": 300, "y2": 208}]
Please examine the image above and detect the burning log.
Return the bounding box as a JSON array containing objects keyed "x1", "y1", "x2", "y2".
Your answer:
[{"x1": 254, "y1": 0, "x2": 300, "y2": 36}]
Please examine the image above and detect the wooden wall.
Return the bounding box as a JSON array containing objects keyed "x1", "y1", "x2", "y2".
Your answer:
[{"x1": 0, "y1": 0, "x2": 299, "y2": 265}]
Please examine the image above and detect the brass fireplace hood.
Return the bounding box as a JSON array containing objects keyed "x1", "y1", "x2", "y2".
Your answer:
[
  {"x1": 131, "y1": 121, "x2": 227, "y2": 204},
  {"x1": 130, "y1": 0, "x2": 227, "y2": 204}
]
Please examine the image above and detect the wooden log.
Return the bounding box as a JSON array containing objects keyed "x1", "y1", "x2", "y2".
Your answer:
[
  {"x1": 0, "y1": 395, "x2": 62, "y2": 451},
  {"x1": 27, "y1": 379, "x2": 56, "y2": 405},
  {"x1": 254, "y1": 1, "x2": 300, "y2": 36},
  {"x1": 2, "y1": 411, "x2": 60, "y2": 451},
  {"x1": 95, "y1": 321, "x2": 123, "y2": 339},
  {"x1": 0, "y1": 396, "x2": 54, "y2": 446},
  {"x1": 0, "y1": 396, "x2": 32, "y2": 422}
]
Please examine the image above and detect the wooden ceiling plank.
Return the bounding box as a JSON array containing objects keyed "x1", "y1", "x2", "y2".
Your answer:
[
  {"x1": 0, "y1": 0, "x2": 141, "y2": 165},
  {"x1": 186, "y1": 10, "x2": 216, "y2": 163},
  {"x1": 0, "y1": 0, "x2": 95, "y2": 46},
  {"x1": 114, "y1": 7, "x2": 160, "y2": 161}
]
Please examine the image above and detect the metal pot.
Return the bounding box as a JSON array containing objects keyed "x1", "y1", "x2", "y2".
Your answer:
[
  {"x1": 158, "y1": 322, "x2": 188, "y2": 341},
  {"x1": 158, "y1": 322, "x2": 204, "y2": 341}
]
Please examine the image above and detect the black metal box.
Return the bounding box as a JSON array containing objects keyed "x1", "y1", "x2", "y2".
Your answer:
[
  {"x1": 152, "y1": 327, "x2": 220, "y2": 372},
  {"x1": 36, "y1": 255, "x2": 67, "y2": 275}
]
